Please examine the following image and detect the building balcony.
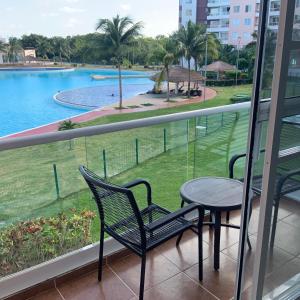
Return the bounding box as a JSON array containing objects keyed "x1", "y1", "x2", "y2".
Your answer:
[
  {"x1": 0, "y1": 100, "x2": 299, "y2": 299},
  {"x1": 207, "y1": 25, "x2": 229, "y2": 33},
  {"x1": 207, "y1": 0, "x2": 230, "y2": 7},
  {"x1": 207, "y1": 14, "x2": 230, "y2": 21}
]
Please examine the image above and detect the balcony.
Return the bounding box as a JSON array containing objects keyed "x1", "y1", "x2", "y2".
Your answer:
[
  {"x1": 3, "y1": 196, "x2": 300, "y2": 299},
  {"x1": 0, "y1": 101, "x2": 299, "y2": 299},
  {"x1": 207, "y1": 13, "x2": 230, "y2": 20},
  {"x1": 207, "y1": 0, "x2": 230, "y2": 7}
]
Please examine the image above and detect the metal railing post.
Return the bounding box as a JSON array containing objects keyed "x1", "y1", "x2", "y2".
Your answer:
[
  {"x1": 102, "y1": 149, "x2": 107, "y2": 179},
  {"x1": 163, "y1": 128, "x2": 167, "y2": 152},
  {"x1": 135, "y1": 139, "x2": 139, "y2": 165},
  {"x1": 53, "y1": 164, "x2": 60, "y2": 199}
]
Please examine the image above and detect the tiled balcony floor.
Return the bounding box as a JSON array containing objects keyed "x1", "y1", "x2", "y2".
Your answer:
[{"x1": 26, "y1": 198, "x2": 300, "y2": 300}]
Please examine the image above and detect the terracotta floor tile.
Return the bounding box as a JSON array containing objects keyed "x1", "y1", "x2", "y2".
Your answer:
[
  {"x1": 278, "y1": 198, "x2": 300, "y2": 215},
  {"x1": 202, "y1": 225, "x2": 241, "y2": 251},
  {"x1": 109, "y1": 250, "x2": 181, "y2": 294},
  {"x1": 241, "y1": 258, "x2": 300, "y2": 299},
  {"x1": 28, "y1": 289, "x2": 62, "y2": 300},
  {"x1": 155, "y1": 230, "x2": 211, "y2": 271},
  {"x1": 223, "y1": 208, "x2": 261, "y2": 235},
  {"x1": 185, "y1": 253, "x2": 239, "y2": 300},
  {"x1": 143, "y1": 272, "x2": 217, "y2": 300},
  {"x1": 57, "y1": 267, "x2": 135, "y2": 300},
  {"x1": 273, "y1": 221, "x2": 300, "y2": 256},
  {"x1": 281, "y1": 212, "x2": 300, "y2": 229},
  {"x1": 262, "y1": 258, "x2": 300, "y2": 295},
  {"x1": 222, "y1": 236, "x2": 294, "y2": 289}
]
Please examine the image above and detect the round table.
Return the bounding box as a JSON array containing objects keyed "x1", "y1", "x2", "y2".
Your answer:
[{"x1": 179, "y1": 177, "x2": 253, "y2": 271}]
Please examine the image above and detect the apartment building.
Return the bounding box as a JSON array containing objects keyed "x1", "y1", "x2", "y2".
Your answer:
[{"x1": 179, "y1": 0, "x2": 281, "y2": 46}]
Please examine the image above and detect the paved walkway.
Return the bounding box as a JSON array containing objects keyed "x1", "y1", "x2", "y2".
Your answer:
[{"x1": 6, "y1": 87, "x2": 217, "y2": 139}]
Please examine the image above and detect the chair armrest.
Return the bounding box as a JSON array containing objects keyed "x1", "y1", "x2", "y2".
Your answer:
[
  {"x1": 229, "y1": 149, "x2": 266, "y2": 178},
  {"x1": 229, "y1": 153, "x2": 247, "y2": 178},
  {"x1": 276, "y1": 168, "x2": 300, "y2": 198},
  {"x1": 144, "y1": 203, "x2": 200, "y2": 232},
  {"x1": 123, "y1": 179, "x2": 152, "y2": 205}
]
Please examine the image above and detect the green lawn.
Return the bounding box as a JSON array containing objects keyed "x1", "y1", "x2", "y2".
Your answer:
[
  {"x1": 80, "y1": 85, "x2": 252, "y2": 127},
  {"x1": 0, "y1": 85, "x2": 252, "y2": 240}
]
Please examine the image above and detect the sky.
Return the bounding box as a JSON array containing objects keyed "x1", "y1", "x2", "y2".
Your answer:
[{"x1": 0, "y1": 0, "x2": 179, "y2": 40}]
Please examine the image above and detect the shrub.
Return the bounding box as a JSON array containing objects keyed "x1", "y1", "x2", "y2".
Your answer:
[
  {"x1": 0, "y1": 209, "x2": 96, "y2": 277},
  {"x1": 224, "y1": 70, "x2": 241, "y2": 79},
  {"x1": 206, "y1": 79, "x2": 252, "y2": 86}
]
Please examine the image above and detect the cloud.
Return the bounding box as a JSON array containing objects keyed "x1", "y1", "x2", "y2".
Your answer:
[
  {"x1": 120, "y1": 4, "x2": 131, "y2": 11},
  {"x1": 41, "y1": 12, "x2": 59, "y2": 17},
  {"x1": 60, "y1": 6, "x2": 86, "y2": 13},
  {"x1": 65, "y1": 0, "x2": 80, "y2": 2},
  {"x1": 65, "y1": 17, "x2": 82, "y2": 28},
  {"x1": 5, "y1": 7, "x2": 14, "y2": 12}
]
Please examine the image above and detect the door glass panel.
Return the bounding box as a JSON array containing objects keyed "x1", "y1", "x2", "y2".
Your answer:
[
  {"x1": 286, "y1": 50, "x2": 300, "y2": 97},
  {"x1": 249, "y1": 1, "x2": 300, "y2": 299},
  {"x1": 293, "y1": 0, "x2": 300, "y2": 40}
]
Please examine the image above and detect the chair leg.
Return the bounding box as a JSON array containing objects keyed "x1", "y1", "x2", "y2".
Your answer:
[
  {"x1": 226, "y1": 211, "x2": 230, "y2": 223},
  {"x1": 198, "y1": 208, "x2": 205, "y2": 281},
  {"x1": 247, "y1": 203, "x2": 253, "y2": 250},
  {"x1": 98, "y1": 226, "x2": 105, "y2": 282},
  {"x1": 209, "y1": 212, "x2": 213, "y2": 229},
  {"x1": 176, "y1": 200, "x2": 185, "y2": 246},
  {"x1": 270, "y1": 198, "x2": 280, "y2": 248},
  {"x1": 139, "y1": 255, "x2": 146, "y2": 300},
  {"x1": 214, "y1": 211, "x2": 221, "y2": 271}
]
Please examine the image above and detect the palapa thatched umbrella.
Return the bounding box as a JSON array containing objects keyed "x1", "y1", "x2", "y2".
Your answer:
[
  {"x1": 151, "y1": 66, "x2": 205, "y2": 94},
  {"x1": 201, "y1": 60, "x2": 236, "y2": 80}
]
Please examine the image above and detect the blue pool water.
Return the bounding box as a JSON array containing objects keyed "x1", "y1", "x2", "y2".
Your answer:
[{"x1": 0, "y1": 69, "x2": 153, "y2": 137}]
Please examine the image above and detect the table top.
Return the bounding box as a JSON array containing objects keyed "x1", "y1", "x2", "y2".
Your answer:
[{"x1": 180, "y1": 177, "x2": 252, "y2": 211}]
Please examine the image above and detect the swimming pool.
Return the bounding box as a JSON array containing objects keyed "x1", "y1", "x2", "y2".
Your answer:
[{"x1": 0, "y1": 68, "x2": 153, "y2": 137}]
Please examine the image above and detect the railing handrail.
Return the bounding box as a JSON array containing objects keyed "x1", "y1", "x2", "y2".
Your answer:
[{"x1": 0, "y1": 102, "x2": 252, "y2": 151}]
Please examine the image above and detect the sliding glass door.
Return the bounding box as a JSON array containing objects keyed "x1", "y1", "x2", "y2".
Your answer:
[{"x1": 236, "y1": 0, "x2": 300, "y2": 299}]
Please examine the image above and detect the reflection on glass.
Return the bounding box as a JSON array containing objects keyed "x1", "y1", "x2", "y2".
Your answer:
[
  {"x1": 260, "y1": 30, "x2": 278, "y2": 99},
  {"x1": 293, "y1": 0, "x2": 300, "y2": 40},
  {"x1": 286, "y1": 50, "x2": 300, "y2": 97}
]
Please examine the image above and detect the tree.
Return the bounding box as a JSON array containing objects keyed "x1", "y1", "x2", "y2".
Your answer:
[
  {"x1": 0, "y1": 40, "x2": 6, "y2": 53},
  {"x1": 219, "y1": 44, "x2": 237, "y2": 65},
  {"x1": 58, "y1": 120, "x2": 78, "y2": 150},
  {"x1": 96, "y1": 15, "x2": 143, "y2": 109},
  {"x1": 163, "y1": 53, "x2": 174, "y2": 101},
  {"x1": 175, "y1": 21, "x2": 205, "y2": 98},
  {"x1": 58, "y1": 120, "x2": 78, "y2": 131},
  {"x1": 7, "y1": 37, "x2": 22, "y2": 63},
  {"x1": 189, "y1": 25, "x2": 219, "y2": 71}
]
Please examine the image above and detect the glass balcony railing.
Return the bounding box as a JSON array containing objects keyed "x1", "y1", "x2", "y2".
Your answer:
[
  {"x1": 207, "y1": 24, "x2": 229, "y2": 29},
  {"x1": 0, "y1": 103, "x2": 251, "y2": 281},
  {"x1": 207, "y1": 0, "x2": 230, "y2": 6}
]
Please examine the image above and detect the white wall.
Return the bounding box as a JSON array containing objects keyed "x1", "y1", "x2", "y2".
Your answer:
[
  {"x1": 180, "y1": 0, "x2": 197, "y2": 26},
  {"x1": 179, "y1": 0, "x2": 197, "y2": 69}
]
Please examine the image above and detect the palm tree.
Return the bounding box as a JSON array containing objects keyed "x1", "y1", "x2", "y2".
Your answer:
[
  {"x1": 58, "y1": 120, "x2": 78, "y2": 131},
  {"x1": 163, "y1": 53, "x2": 174, "y2": 101},
  {"x1": 58, "y1": 120, "x2": 78, "y2": 150},
  {"x1": 7, "y1": 37, "x2": 22, "y2": 63},
  {"x1": 156, "y1": 53, "x2": 174, "y2": 101},
  {"x1": 191, "y1": 30, "x2": 219, "y2": 72},
  {"x1": 96, "y1": 15, "x2": 143, "y2": 109},
  {"x1": 175, "y1": 21, "x2": 204, "y2": 98},
  {"x1": 0, "y1": 40, "x2": 6, "y2": 53}
]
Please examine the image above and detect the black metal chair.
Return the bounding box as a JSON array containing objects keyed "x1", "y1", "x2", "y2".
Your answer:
[
  {"x1": 229, "y1": 151, "x2": 300, "y2": 246},
  {"x1": 79, "y1": 166, "x2": 203, "y2": 300}
]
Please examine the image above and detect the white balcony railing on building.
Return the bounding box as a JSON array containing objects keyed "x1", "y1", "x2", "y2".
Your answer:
[{"x1": 207, "y1": 0, "x2": 230, "y2": 6}]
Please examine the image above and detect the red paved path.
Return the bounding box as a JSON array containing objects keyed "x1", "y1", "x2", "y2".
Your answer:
[{"x1": 6, "y1": 88, "x2": 217, "y2": 139}]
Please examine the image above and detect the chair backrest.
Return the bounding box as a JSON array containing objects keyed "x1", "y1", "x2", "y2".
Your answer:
[{"x1": 79, "y1": 166, "x2": 146, "y2": 247}]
